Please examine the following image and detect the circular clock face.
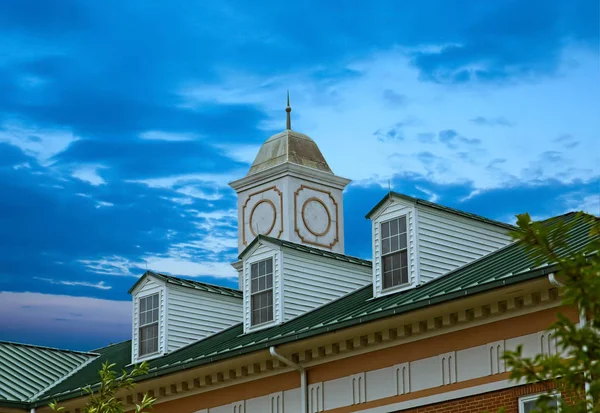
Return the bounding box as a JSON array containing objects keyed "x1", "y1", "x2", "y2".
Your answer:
[
  {"x1": 301, "y1": 198, "x2": 331, "y2": 236},
  {"x1": 249, "y1": 199, "x2": 277, "y2": 236}
]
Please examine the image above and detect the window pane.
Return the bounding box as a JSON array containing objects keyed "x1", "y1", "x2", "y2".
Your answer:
[
  {"x1": 399, "y1": 216, "x2": 407, "y2": 233},
  {"x1": 383, "y1": 272, "x2": 393, "y2": 289},
  {"x1": 390, "y1": 219, "x2": 399, "y2": 235},
  {"x1": 251, "y1": 263, "x2": 258, "y2": 279},
  {"x1": 401, "y1": 267, "x2": 409, "y2": 285},
  {"x1": 259, "y1": 260, "x2": 265, "y2": 276},
  {"x1": 266, "y1": 274, "x2": 273, "y2": 288},
  {"x1": 140, "y1": 297, "x2": 146, "y2": 312},
  {"x1": 392, "y1": 253, "x2": 400, "y2": 270},
  {"x1": 400, "y1": 251, "x2": 408, "y2": 267},
  {"x1": 251, "y1": 278, "x2": 258, "y2": 293},
  {"x1": 266, "y1": 259, "x2": 273, "y2": 274},
  {"x1": 390, "y1": 236, "x2": 399, "y2": 252},
  {"x1": 381, "y1": 222, "x2": 389, "y2": 238},
  {"x1": 258, "y1": 277, "x2": 265, "y2": 291},
  {"x1": 383, "y1": 255, "x2": 392, "y2": 272},
  {"x1": 153, "y1": 294, "x2": 159, "y2": 308},
  {"x1": 392, "y1": 269, "x2": 401, "y2": 286},
  {"x1": 382, "y1": 238, "x2": 390, "y2": 255},
  {"x1": 399, "y1": 233, "x2": 407, "y2": 250}
]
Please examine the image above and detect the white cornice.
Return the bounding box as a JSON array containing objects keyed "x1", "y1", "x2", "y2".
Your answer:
[{"x1": 229, "y1": 162, "x2": 351, "y2": 192}]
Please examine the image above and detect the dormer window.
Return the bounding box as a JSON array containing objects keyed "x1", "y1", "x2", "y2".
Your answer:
[
  {"x1": 251, "y1": 258, "x2": 274, "y2": 326},
  {"x1": 138, "y1": 293, "x2": 159, "y2": 357},
  {"x1": 381, "y1": 216, "x2": 409, "y2": 289}
]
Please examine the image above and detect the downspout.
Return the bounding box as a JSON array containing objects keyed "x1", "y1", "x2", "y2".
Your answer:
[
  {"x1": 269, "y1": 346, "x2": 307, "y2": 413},
  {"x1": 548, "y1": 273, "x2": 592, "y2": 410}
]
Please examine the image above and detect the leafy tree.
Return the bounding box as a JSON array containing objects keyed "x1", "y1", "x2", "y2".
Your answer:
[
  {"x1": 499, "y1": 212, "x2": 599, "y2": 413},
  {"x1": 49, "y1": 361, "x2": 155, "y2": 413}
]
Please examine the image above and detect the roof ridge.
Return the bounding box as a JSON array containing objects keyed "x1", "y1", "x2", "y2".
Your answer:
[
  {"x1": 366, "y1": 191, "x2": 517, "y2": 230},
  {"x1": 153, "y1": 271, "x2": 241, "y2": 294},
  {"x1": 128, "y1": 271, "x2": 242, "y2": 296},
  {"x1": 0, "y1": 340, "x2": 98, "y2": 356},
  {"x1": 246, "y1": 234, "x2": 372, "y2": 266},
  {"x1": 412, "y1": 211, "x2": 594, "y2": 290}
]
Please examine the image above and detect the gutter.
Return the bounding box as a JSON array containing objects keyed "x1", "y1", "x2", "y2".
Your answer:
[{"x1": 269, "y1": 346, "x2": 307, "y2": 413}]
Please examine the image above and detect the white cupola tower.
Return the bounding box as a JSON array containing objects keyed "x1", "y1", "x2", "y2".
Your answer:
[{"x1": 229, "y1": 95, "x2": 351, "y2": 258}]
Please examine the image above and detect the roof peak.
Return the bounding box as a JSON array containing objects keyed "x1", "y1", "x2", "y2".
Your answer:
[{"x1": 128, "y1": 270, "x2": 242, "y2": 298}]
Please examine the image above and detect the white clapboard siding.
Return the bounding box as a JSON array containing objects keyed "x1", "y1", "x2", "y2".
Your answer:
[
  {"x1": 282, "y1": 248, "x2": 371, "y2": 322},
  {"x1": 166, "y1": 285, "x2": 242, "y2": 353},
  {"x1": 416, "y1": 208, "x2": 512, "y2": 282},
  {"x1": 132, "y1": 278, "x2": 166, "y2": 363},
  {"x1": 372, "y1": 200, "x2": 416, "y2": 295}
]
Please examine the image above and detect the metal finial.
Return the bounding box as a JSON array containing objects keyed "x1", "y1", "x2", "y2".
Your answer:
[{"x1": 285, "y1": 90, "x2": 291, "y2": 130}]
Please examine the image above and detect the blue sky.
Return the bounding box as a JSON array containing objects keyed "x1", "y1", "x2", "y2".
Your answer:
[{"x1": 0, "y1": 0, "x2": 598, "y2": 351}]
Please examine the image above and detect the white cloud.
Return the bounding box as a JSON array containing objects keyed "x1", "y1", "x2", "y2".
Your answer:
[
  {"x1": 96, "y1": 201, "x2": 114, "y2": 208},
  {"x1": 193, "y1": 208, "x2": 237, "y2": 231},
  {"x1": 34, "y1": 277, "x2": 112, "y2": 290},
  {"x1": 180, "y1": 46, "x2": 599, "y2": 191},
  {"x1": 214, "y1": 143, "x2": 262, "y2": 164},
  {"x1": 13, "y1": 162, "x2": 31, "y2": 170},
  {"x1": 139, "y1": 130, "x2": 201, "y2": 141},
  {"x1": 72, "y1": 165, "x2": 107, "y2": 186},
  {"x1": 415, "y1": 186, "x2": 440, "y2": 203},
  {"x1": 562, "y1": 193, "x2": 600, "y2": 217},
  {"x1": 0, "y1": 121, "x2": 79, "y2": 165},
  {"x1": 129, "y1": 171, "x2": 243, "y2": 201},
  {"x1": 78, "y1": 255, "x2": 140, "y2": 277},
  {"x1": 143, "y1": 256, "x2": 237, "y2": 279},
  {"x1": 160, "y1": 196, "x2": 194, "y2": 205}
]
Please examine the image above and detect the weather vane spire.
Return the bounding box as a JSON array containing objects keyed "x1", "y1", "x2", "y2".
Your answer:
[{"x1": 286, "y1": 90, "x2": 292, "y2": 130}]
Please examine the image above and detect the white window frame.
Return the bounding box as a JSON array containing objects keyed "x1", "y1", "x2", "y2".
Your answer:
[
  {"x1": 250, "y1": 257, "x2": 274, "y2": 327},
  {"x1": 380, "y1": 215, "x2": 409, "y2": 291},
  {"x1": 518, "y1": 392, "x2": 561, "y2": 413},
  {"x1": 138, "y1": 292, "x2": 160, "y2": 358}
]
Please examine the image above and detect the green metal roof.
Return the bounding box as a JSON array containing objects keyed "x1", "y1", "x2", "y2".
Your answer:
[
  {"x1": 0, "y1": 341, "x2": 97, "y2": 404},
  {"x1": 9, "y1": 212, "x2": 597, "y2": 410},
  {"x1": 365, "y1": 191, "x2": 517, "y2": 230},
  {"x1": 128, "y1": 271, "x2": 243, "y2": 298},
  {"x1": 239, "y1": 234, "x2": 372, "y2": 267}
]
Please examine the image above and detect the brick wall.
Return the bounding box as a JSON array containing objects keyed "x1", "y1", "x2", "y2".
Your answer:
[{"x1": 392, "y1": 382, "x2": 575, "y2": 413}]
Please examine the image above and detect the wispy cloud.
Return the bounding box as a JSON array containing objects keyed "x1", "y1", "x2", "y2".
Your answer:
[
  {"x1": 35, "y1": 277, "x2": 112, "y2": 290},
  {"x1": 78, "y1": 256, "x2": 140, "y2": 277},
  {"x1": 139, "y1": 130, "x2": 201, "y2": 142},
  {"x1": 72, "y1": 164, "x2": 106, "y2": 186},
  {"x1": 0, "y1": 122, "x2": 79, "y2": 165},
  {"x1": 470, "y1": 116, "x2": 514, "y2": 127}
]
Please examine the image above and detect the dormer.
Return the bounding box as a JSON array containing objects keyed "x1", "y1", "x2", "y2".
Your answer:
[
  {"x1": 239, "y1": 235, "x2": 371, "y2": 333},
  {"x1": 128, "y1": 271, "x2": 243, "y2": 363},
  {"x1": 366, "y1": 192, "x2": 515, "y2": 298}
]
